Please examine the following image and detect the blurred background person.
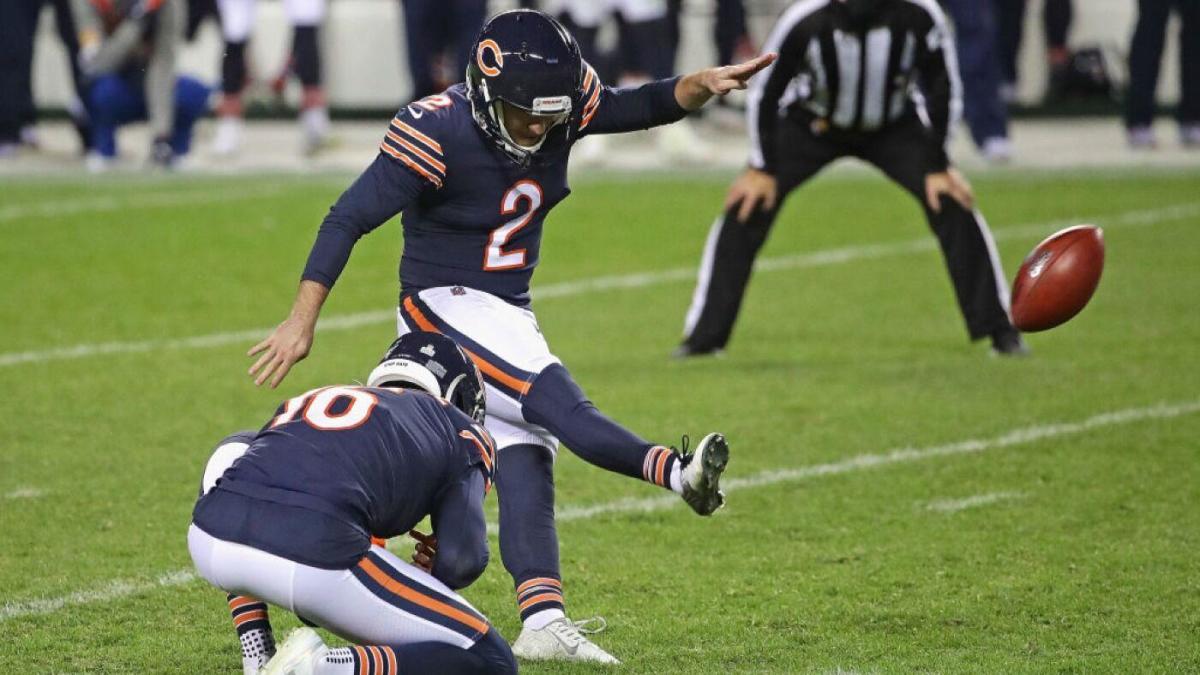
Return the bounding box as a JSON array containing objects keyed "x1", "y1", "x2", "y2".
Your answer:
[
  {"x1": 941, "y1": 0, "x2": 1013, "y2": 162},
  {"x1": 211, "y1": 0, "x2": 331, "y2": 156},
  {"x1": 399, "y1": 0, "x2": 488, "y2": 102},
  {"x1": 996, "y1": 0, "x2": 1074, "y2": 102},
  {"x1": 0, "y1": 0, "x2": 92, "y2": 156},
  {"x1": 1125, "y1": 0, "x2": 1199, "y2": 148},
  {"x1": 555, "y1": 0, "x2": 675, "y2": 84},
  {"x1": 73, "y1": 0, "x2": 209, "y2": 169}
]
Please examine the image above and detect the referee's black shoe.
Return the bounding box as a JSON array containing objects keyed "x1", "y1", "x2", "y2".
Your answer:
[{"x1": 990, "y1": 327, "x2": 1030, "y2": 357}]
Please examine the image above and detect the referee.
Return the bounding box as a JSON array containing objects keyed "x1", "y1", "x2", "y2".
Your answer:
[{"x1": 677, "y1": 0, "x2": 1027, "y2": 358}]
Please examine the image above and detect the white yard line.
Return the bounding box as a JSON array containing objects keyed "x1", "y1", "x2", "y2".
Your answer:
[
  {"x1": 0, "y1": 570, "x2": 196, "y2": 623},
  {"x1": 4, "y1": 398, "x2": 1197, "y2": 622},
  {"x1": 3, "y1": 487, "x2": 45, "y2": 500},
  {"x1": 2, "y1": 202, "x2": 1197, "y2": 370},
  {"x1": 923, "y1": 491, "x2": 1028, "y2": 513},
  {"x1": 0, "y1": 185, "x2": 292, "y2": 223}
]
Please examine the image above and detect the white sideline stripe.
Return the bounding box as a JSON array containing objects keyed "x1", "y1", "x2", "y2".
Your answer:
[
  {"x1": 3, "y1": 487, "x2": 45, "y2": 500},
  {"x1": 3, "y1": 399, "x2": 1197, "y2": 621},
  {"x1": 0, "y1": 186, "x2": 288, "y2": 222},
  {"x1": 0, "y1": 570, "x2": 196, "y2": 623},
  {"x1": 924, "y1": 491, "x2": 1027, "y2": 513},
  {"x1": 3, "y1": 201, "x2": 1197, "y2": 370}
]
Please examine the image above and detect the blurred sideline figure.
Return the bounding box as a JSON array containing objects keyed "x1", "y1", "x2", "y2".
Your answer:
[
  {"x1": 677, "y1": 0, "x2": 1029, "y2": 359},
  {"x1": 1125, "y1": 0, "x2": 1199, "y2": 148},
  {"x1": 211, "y1": 0, "x2": 331, "y2": 156},
  {"x1": 399, "y1": 0, "x2": 488, "y2": 102},
  {"x1": 996, "y1": 0, "x2": 1074, "y2": 102},
  {"x1": 73, "y1": 0, "x2": 209, "y2": 170},
  {"x1": 940, "y1": 0, "x2": 1012, "y2": 162},
  {"x1": 0, "y1": 0, "x2": 91, "y2": 156}
]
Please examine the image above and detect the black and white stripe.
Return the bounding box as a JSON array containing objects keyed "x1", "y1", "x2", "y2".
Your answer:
[{"x1": 748, "y1": 0, "x2": 962, "y2": 170}]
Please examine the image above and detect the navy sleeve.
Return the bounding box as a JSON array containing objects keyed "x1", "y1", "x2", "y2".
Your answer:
[
  {"x1": 429, "y1": 469, "x2": 489, "y2": 590},
  {"x1": 300, "y1": 153, "x2": 427, "y2": 288},
  {"x1": 577, "y1": 62, "x2": 687, "y2": 137}
]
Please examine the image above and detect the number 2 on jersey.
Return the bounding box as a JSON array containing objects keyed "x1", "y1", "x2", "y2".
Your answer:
[
  {"x1": 484, "y1": 180, "x2": 543, "y2": 271},
  {"x1": 271, "y1": 386, "x2": 378, "y2": 431}
]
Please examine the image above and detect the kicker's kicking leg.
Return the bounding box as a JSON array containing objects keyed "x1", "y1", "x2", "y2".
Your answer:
[{"x1": 522, "y1": 363, "x2": 729, "y2": 515}]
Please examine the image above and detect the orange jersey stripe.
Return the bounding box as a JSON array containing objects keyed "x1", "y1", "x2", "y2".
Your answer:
[
  {"x1": 459, "y1": 430, "x2": 494, "y2": 472},
  {"x1": 358, "y1": 557, "x2": 490, "y2": 635},
  {"x1": 518, "y1": 591, "x2": 564, "y2": 612},
  {"x1": 391, "y1": 119, "x2": 444, "y2": 154},
  {"x1": 517, "y1": 576, "x2": 563, "y2": 594},
  {"x1": 386, "y1": 130, "x2": 447, "y2": 173},
  {"x1": 401, "y1": 297, "x2": 532, "y2": 396},
  {"x1": 368, "y1": 646, "x2": 383, "y2": 673},
  {"x1": 379, "y1": 142, "x2": 443, "y2": 187}
]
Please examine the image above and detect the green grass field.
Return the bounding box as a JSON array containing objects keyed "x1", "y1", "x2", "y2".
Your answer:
[{"x1": 2, "y1": 167, "x2": 1199, "y2": 673}]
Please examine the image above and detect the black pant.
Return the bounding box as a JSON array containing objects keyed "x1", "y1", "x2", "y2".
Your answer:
[
  {"x1": 995, "y1": 0, "x2": 1073, "y2": 85},
  {"x1": 0, "y1": 0, "x2": 40, "y2": 143},
  {"x1": 400, "y1": 0, "x2": 487, "y2": 102},
  {"x1": 681, "y1": 115, "x2": 1014, "y2": 353},
  {"x1": 1125, "y1": 0, "x2": 1200, "y2": 127}
]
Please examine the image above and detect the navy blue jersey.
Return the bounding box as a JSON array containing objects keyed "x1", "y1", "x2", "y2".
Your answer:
[
  {"x1": 193, "y1": 387, "x2": 496, "y2": 572},
  {"x1": 301, "y1": 68, "x2": 686, "y2": 306}
]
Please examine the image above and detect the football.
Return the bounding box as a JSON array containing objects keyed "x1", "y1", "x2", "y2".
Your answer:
[{"x1": 1011, "y1": 225, "x2": 1105, "y2": 332}]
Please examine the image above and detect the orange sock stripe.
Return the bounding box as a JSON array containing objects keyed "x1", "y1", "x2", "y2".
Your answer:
[
  {"x1": 516, "y1": 576, "x2": 563, "y2": 594},
  {"x1": 227, "y1": 595, "x2": 262, "y2": 611},
  {"x1": 518, "y1": 591, "x2": 564, "y2": 612},
  {"x1": 370, "y1": 646, "x2": 385, "y2": 674},
  {"x1": 233, "y1": 609, "x2": 268, "y2": 627},
  {"x1": 357, "y1": 556, "x2": 490, "y2": 635},
  {"x1": 655, "y1": 450, "x2": 671, "y2": 487},
  {"x1": 383, "y1": 646, "x2": 398, "y2": 675},
  {"x1": 354, "y1": 646, "x2": 369, "y2": 675}
]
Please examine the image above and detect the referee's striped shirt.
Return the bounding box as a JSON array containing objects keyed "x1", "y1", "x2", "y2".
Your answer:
[{"x1": 747, "y1": 0, "x2": 962, "y2": 172}]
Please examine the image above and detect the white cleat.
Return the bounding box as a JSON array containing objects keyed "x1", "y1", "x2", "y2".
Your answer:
[
  {"x1": 211, "y1": 116, "x2": 243, "y2": 156},
  {"x1": 261, "y1": 628, "x2": 326, "y2": 675},
  {"x1": 680, "y1": 432, "x2": 730, "y2": 516},
  {"x1": 512, "y1": 617, "x2": 620, "y2": 664}
]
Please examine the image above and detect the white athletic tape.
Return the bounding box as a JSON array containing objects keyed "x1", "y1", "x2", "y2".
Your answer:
[{"x1": 1, "y1": 202, "x2": 1196, "y2": 369}]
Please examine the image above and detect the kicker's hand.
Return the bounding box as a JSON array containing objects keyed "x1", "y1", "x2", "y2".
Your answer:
[
  {"x1": 675, "y1": 53, "x2": 777, "y2": 111},
  {"x1": 409, "y1": 529, "x2": 438, "y2": 573},
  {"x1": 725, "y1": 168, "x2": 778, "y2": 223},
  {"x1": 247, "y1": 316, "x2": 314, "y2": 388},
  {"x1": 924, "y1": 168, "x2": 975, "y2": 213}
]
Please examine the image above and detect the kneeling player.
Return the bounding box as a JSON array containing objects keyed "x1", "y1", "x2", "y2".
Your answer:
[{"x1": 188, "y1": 333, "x2": 516, "y2": 675}]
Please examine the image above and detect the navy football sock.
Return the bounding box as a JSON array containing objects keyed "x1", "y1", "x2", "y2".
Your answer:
[
  {"x1": 318, "y1": 640, "x2": 512, "y2": 675},
  {"x1": 523, "y1": 363, "x2": 677, "y2": 483},
  {"x1": 226, "y1": 593, "x2": 274, "y2": 671},
  {"x1": 493, "y1": 444, "x2": 565, "y2": 624}
]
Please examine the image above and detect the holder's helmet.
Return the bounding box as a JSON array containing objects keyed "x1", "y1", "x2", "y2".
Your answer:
[
  {"x1": 465, "y1": 10, "x2": 584, "y2": 164},
  {"x1": 367, "y1": 332, "x2": 487, "y2": 424}
]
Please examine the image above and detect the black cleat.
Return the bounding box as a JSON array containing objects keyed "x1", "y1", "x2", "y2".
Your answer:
[
  {"x1": 671, "y1": 343, "x2": 725, "y2": 360},
  {"x1": 990, "y1": 327, "x2": 1030, "y2": 357}
]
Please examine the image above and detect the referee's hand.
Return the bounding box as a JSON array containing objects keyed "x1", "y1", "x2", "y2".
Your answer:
[
  {"x1": 726, "y1": 168, "x2": 778, "y2": 223},
  {"x1": 924, "y1": 168, "x2": 975, "y2": 214}
]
